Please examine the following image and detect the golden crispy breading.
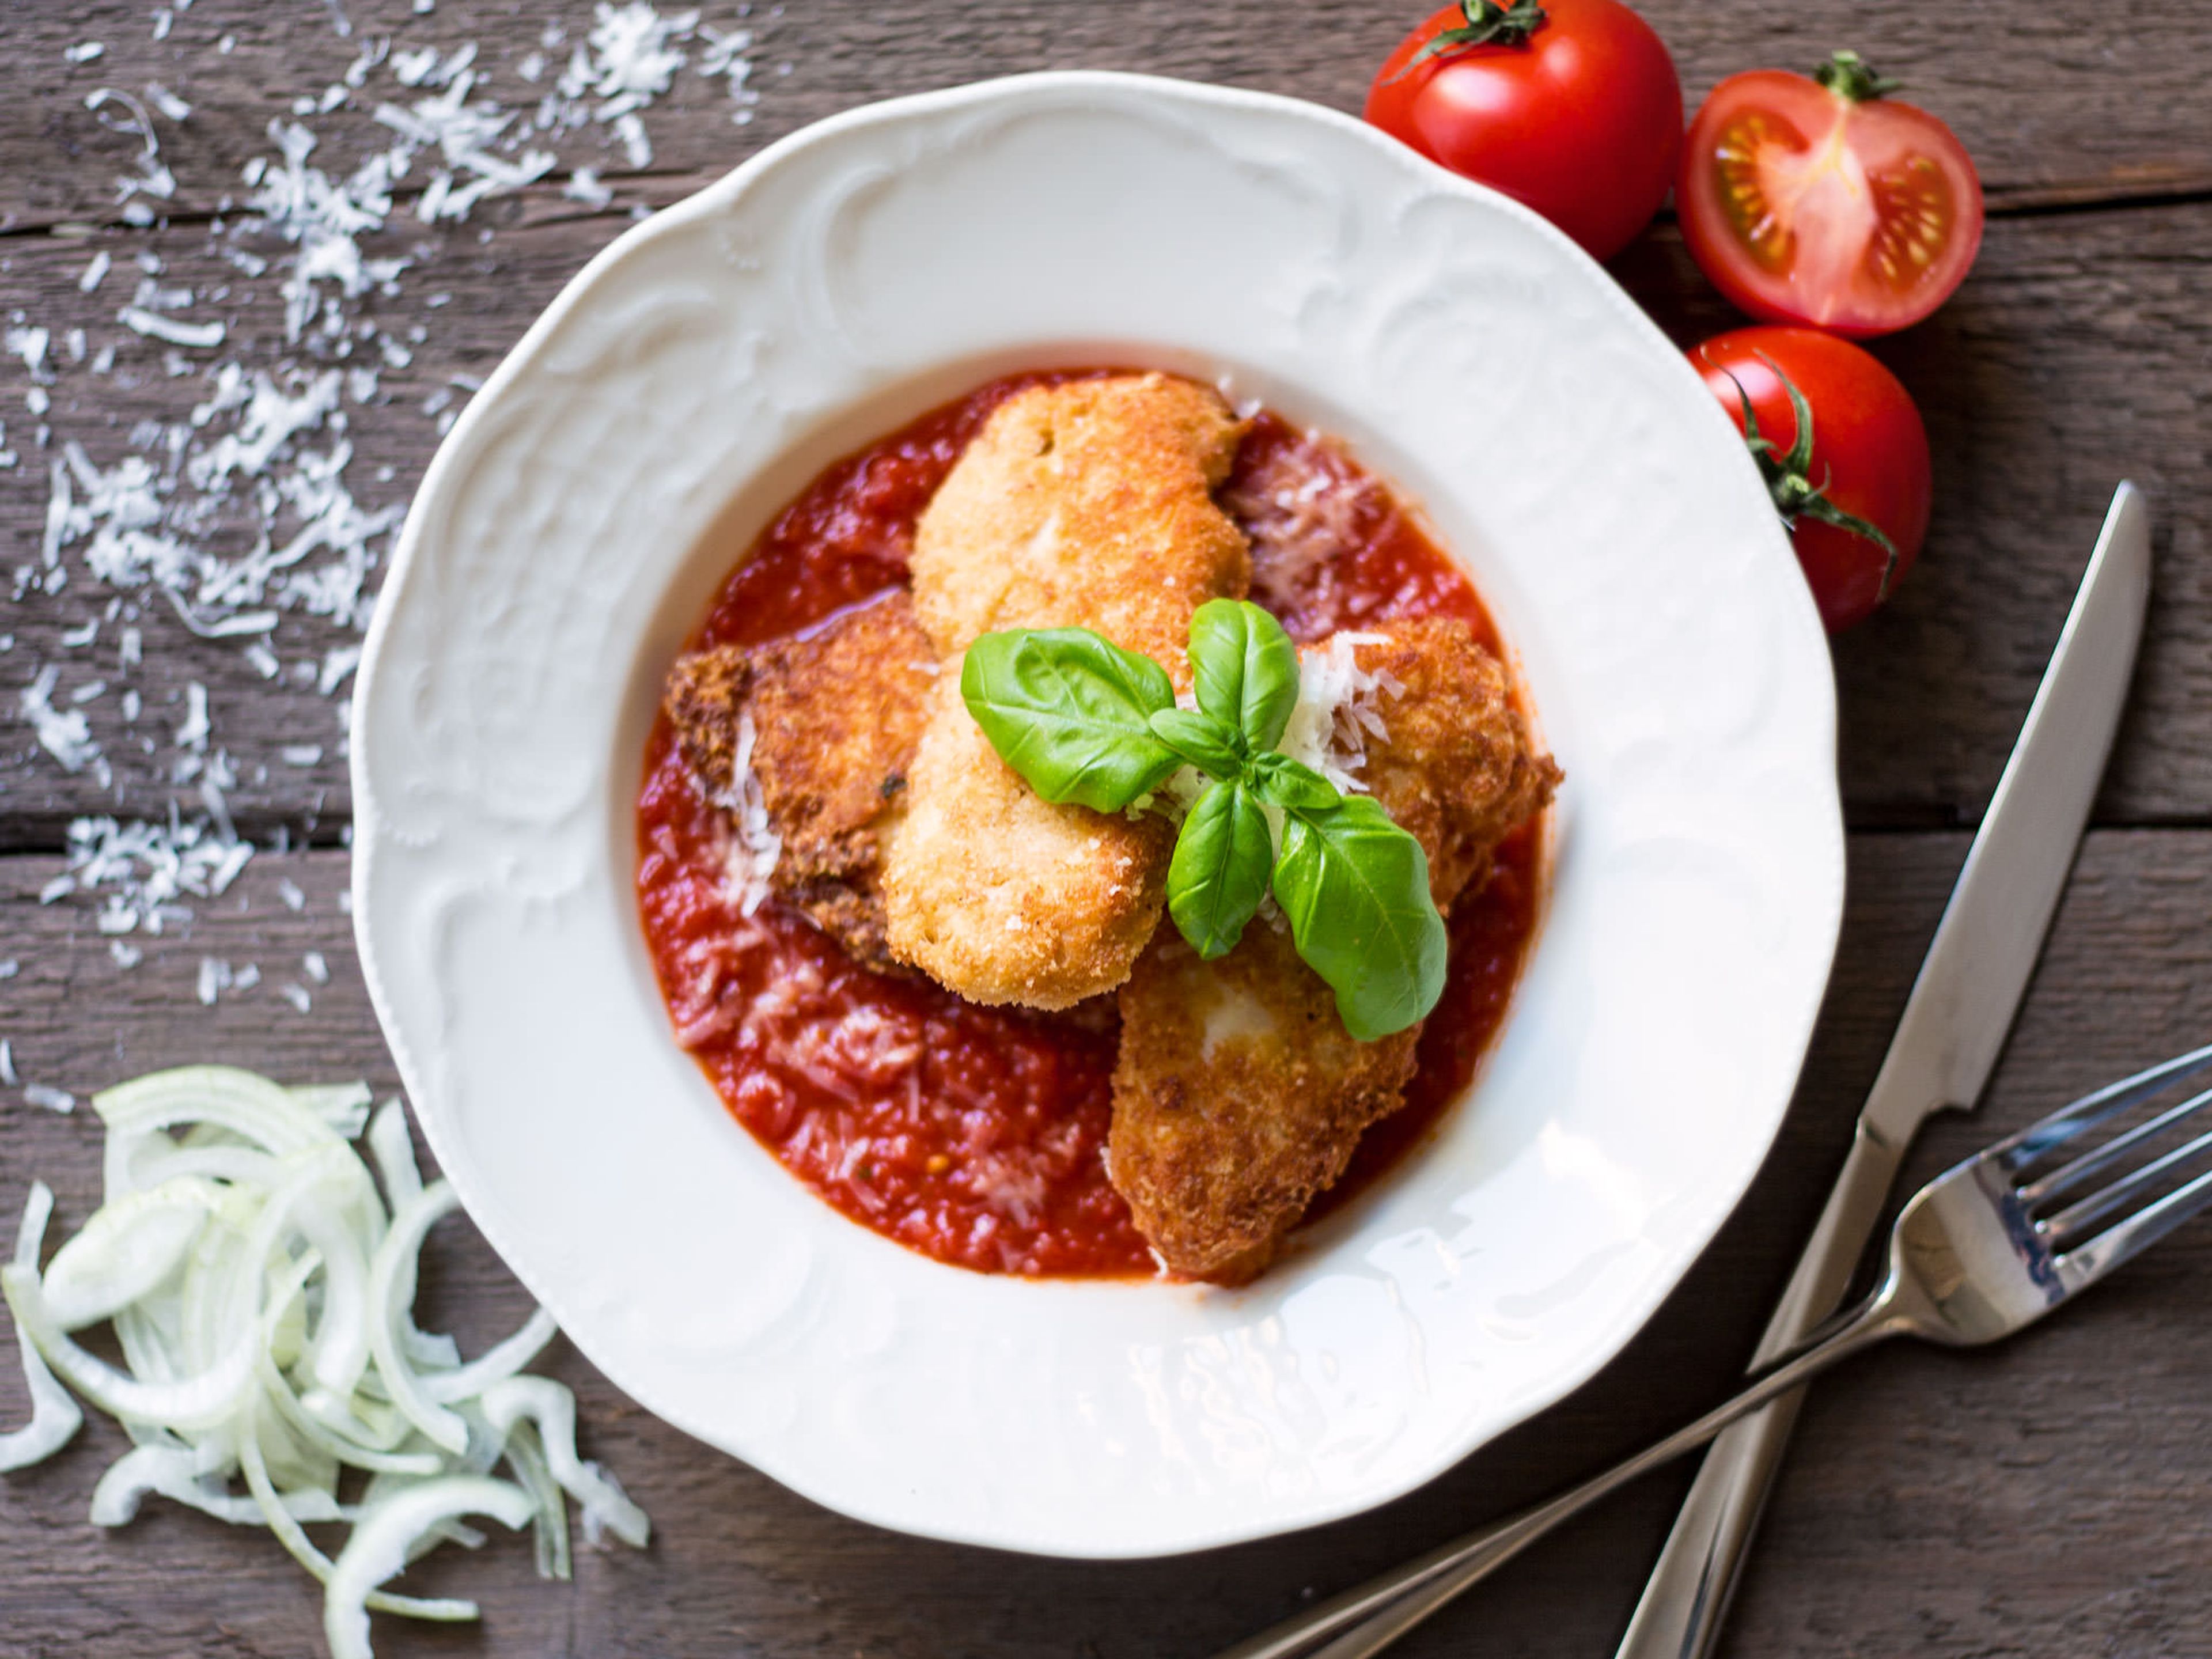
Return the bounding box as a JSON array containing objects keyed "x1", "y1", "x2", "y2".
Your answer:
[
  {"x1": 882, "y1": 374, "x2": 1251, "y2": 1007},
  {"x1": 1108, "y1": 616, "x2": 1558, "y2": 1281},
  {"x1": 1109, "y1": 923, "x2": 1419, "y2": 1282},
  {"x1": 663, "y1": 647, "x2": 752, "y2": 801},
  {"x1": 662, "y1": 592, "x2": 936, "y2": 967},
  {"x1": 908, "y1": 373, "x2": 1249, "y2": 663},
  {"x1": 1357, "y1": 616, "x2": 1564, "y2": 904},
  {"x1": 880, "y1": 675, "x2": 1176, "y2": 1009}
]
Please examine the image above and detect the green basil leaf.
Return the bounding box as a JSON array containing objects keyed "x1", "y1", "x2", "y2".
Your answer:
[
  {"x1": 1272, "y1": 794, "x2": 1446, "y2": 1041},
  {"x1": 1147, "y1": 707, "x2": 1244, "y2": 779},
  {"x1": 1166, "y1": 781, "x2": 1274, "y2": 960},
  {"x1": 1189, "y1": 599, "x2": 1301, "y2": 751},
  {"x1": 1247, "y1": 751, "x2": 1342, "y2": 812},
  {"x1": 961, "y1": 628, "x2": 1180, "y2": 812}
]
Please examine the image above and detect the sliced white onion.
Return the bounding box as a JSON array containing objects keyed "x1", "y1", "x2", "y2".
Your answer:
[
  {"x1": 365, "y1": 1183, "x2": 470, "y2": 1454},
  {"x1": 257, "y1": 1354, "x2": 444, "y2": 1477},
  {"x1": 499, "y1": 1417, "x2": 573, "y2": 1581},
  {"x1": 402, "y1": 1325, "x2": 463, "y2": 1369},
  {"x1": 288, "y1": 1187, "x2": 374, "y2": 1399},
  {"x1": 365, "y1": 1100, "x2": 468, "y2": 1372},
  {"x1": 478, "y1": 1377, "x2": 650, "y2": 1549},
  {"x1": 41, "y1": 1176, "x2": 218, "y2": 1330},
  {"x1": 421, "y1": 1305, "x2": 559, "y2": 1405},
  {"x1": 123, "y1": 1142, "x2": 287, "y2": 1199},
  {"x1": 197, "y1": 1149, "x2": 346, "y2": 1370},
  {"x1": 365, "y1": 1099, "x2": 422, "y2": 1214},
  {"x1": 0, "y1": 1183, "x2": 83, "y2": 1472},
  {"x1": 3, "y1": 1066, "x2": 648, "y2": 1656},
  {"x1": 96, "y1": 1065, "x2": 339, "y2": 1200},
  {"x1": 90, "y1": 1441, "x2": 349, "y2": 1528},
  {"x1": 2, "y1": 1262, "x2": 256, "y2": 1432},
  {"x1": 290, "y1": 1082, "x2": 374, "y2": 1140},
  {"x1": 323, "y1": 1476, "x2": 535, "y2": 1659},
  {"x1": 239, "y1": 1397, "x2": 479, "y2": 1625}
]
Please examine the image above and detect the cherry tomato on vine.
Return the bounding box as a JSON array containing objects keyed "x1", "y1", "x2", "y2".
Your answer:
[
  {"x1": 1678, "y1": 51, "x2": 1983, "y2": 337},
  {"x1": 1365, "y1": 0, "x2": 1682, "y2": 263},
  {"x1": 1692, "y1": 325, "x2": 1931, "y2": 631}
]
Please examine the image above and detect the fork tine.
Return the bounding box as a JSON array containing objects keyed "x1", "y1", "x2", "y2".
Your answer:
[
  {"x1": 1987, "y1": 1040, "x2": 2212, "y2": 1176},
  {"x1": 2044, "y1": 1123, "x2": 2212, "y2": 1251},
  {"x1": 2020, "y1": 1084, "x2": 2212, "y2": 1210},
  {"x1": 2054, "y1": 1162, "x2": 2212, "y2": 1291}
]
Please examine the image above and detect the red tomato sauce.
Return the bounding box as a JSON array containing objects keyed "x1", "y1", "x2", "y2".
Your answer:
[{"x1": 635, "y1": 372, "x2": 1545, "y2": 1278}]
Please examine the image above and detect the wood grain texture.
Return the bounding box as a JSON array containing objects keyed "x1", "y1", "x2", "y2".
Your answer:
[
  {"x1": 3, "y1": 830, "x2": 2210, "y2": 1658},
  {"x1": 7, "y1": 201, "x2": 2212, "y2": 836},
  {"x1": 6, "y1": 1, "x2": 2211, "y2": 1654},
  {"x1": 5, "y1": 0, "x2": 2211, "y2": 234},
  {"x1": 1616, "y1": 200, "x2": 2212, "y2": 829}
]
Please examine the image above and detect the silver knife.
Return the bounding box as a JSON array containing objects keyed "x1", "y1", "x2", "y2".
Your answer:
[{"x1": 1614, "y1": 480, "x2": 2153, "y2": 1659}]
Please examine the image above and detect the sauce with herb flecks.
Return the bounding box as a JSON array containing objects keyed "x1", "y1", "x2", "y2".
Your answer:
[{"x1": 635, "y1": 372, "x2": 1544, "y2": 1277}]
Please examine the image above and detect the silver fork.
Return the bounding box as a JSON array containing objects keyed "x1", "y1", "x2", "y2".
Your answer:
[{"x1": 1214, "y1": 1041, "x2": 2212, "y2": 1659}]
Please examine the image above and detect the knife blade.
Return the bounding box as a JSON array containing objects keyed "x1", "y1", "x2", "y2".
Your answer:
[{"x1": 1614, "y1": 480, "x2": 2153, "y2": 1659}]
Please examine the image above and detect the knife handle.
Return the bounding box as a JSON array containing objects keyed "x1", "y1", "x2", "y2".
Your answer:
[{"x1": 1613, "y1": 1119, "x2": 1909, "y2": 1659}]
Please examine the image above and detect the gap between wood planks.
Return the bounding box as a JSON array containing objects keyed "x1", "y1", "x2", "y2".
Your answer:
[{"x1": 9, "y1": 163, "x2": 2212, "y2": 246}]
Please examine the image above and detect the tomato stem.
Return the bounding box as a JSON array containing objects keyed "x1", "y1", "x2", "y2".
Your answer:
[
  {"x1": 1812, "y1": 49, "x2": 1902, "y2": 103},
  {"x1": 1726, "y1": 355, "x2": 1902, "y2": 600},
  {"x1": 1385, "y1": 0, "x2": 1549, "y2": 82}
]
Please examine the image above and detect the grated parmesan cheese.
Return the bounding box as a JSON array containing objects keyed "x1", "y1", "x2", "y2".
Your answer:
[
  {"x1": 48, "y1": 815, "x2": 253, "y2": 937},
  {"x1": 13, "y1": 1, "x2": 775, "y2": 960},
  {"x1": 117, "y1": 308, "x2": 225, "y2": 349},
  {"x1": 715, "y1": 712, "x2": 782, "y2": 915},
  {"x1": 1278, "y1": 632, "x2": 1400, "y2": 793},
  {"x1": 19, "y1": 666, "x2": 100, "y2": 776}
]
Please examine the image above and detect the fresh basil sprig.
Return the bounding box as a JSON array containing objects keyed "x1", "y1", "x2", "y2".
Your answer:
[
  {"x1": 1189, "y1": 597, "x2": 1301, "y2": 751},
  {"x1": 961, "y1": 600, "x2": 1448, "y2": 1040},
  {"x1": 960, "y1": 628, "x2": 1183, "y2": 812},
  {"x1": 1272, "y1": 794, "x2": 1448, "y2": 1041},
  {"x1": 1166, "y1": 780, "x2": 1273, "y2": 960}
]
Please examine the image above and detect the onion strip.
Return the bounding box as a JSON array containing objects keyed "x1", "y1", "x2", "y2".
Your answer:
[
  {"x1": 421, "y1": 1305, "x2": 559, "y2": 1405},
  {"x1": 498, "y1": 1418, "x2": 573, "y2": 1581},
  {"x1": 0, "y1": 1183, "x2": 83, "y2": 1472},
  {"x1": 365, "y1": 1183, "x2": 469, "y2": 1453},
  {"x1": 41, "y1": 1176, "x2": 218, "y2": 1331},
  {"x1": 240, "y1": 1397, "x2": 479, "y2": 1625},
  {"x1": 2, "y1": 1263, "x2": 257, "y2": 1431},
  {"x1": 90, "y1": 1441, "x2": 350, "y2": 1528},
  {"x1": 323, "y1": 1476, "x2": 535, "y2": 1659},
  {"x1": 478, "y1": 1377, "x2": 650, "y2": 1549},
  {"x1": 290, "y1": 1082, "x2": 374, "y2": 1140}
]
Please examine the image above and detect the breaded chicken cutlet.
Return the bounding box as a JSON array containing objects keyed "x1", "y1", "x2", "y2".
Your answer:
[
  {"x1": 1108, "y1": 616, "x2": 1559, "y2": 1282},
  {"x1": 662, "y1": 592, "x2": 935, "y2": 969},
  {"x1": 879, "y1": 373, "x2": 1251, "y2": 1009}
]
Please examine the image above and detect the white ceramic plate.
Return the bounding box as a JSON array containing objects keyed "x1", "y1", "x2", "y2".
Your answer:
[{"x1": 353, "y1": 71, "x2": 1844, "y2": 1559}]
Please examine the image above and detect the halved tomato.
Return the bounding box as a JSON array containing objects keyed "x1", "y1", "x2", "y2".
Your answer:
[{"x1": 1678, "y1": 52, "x2": 1983, "y2": 337}]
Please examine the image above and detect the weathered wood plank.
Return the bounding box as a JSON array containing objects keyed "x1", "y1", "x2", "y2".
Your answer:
[
  {"x1": 3, "y1": 828, "x2": 2210, "y2": 1657},
  {"x1": 1616, "y1": 198, "x2": 2212, "y2": 830},
  {"x1": 8, "y1": 196, "x2": 2212, "y2": 839},
  {"x1": 5, "y1": 0, "x2": 2211, "y2": 236}
]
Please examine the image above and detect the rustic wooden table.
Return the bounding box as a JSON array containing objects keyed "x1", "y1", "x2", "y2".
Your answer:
[{"x1": 5, "y1": 1, "x2": 2210, "y2": 1654}]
